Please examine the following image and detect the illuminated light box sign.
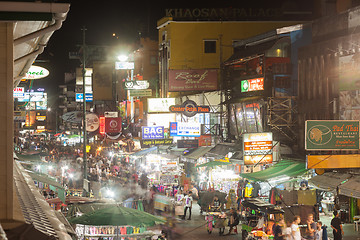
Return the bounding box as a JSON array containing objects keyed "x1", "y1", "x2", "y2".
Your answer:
[
  {"x1": 36, "y1": 116, "x2": 46, "y2": 121},
  {"x1": 142, "y1": 126, "x2": 164, "y2": 139},
  {"x1": 124, "y1": 80, "x2": 149, "y2": 90},
  {"x1": 105, "y1": 117, "x2": 121, "y2": 133},
  {"x1": 305, "y1": 120, "x2": 360, "y2": 150},
  {"x1": 243, "y1": 132, "x2": 273, "y2": 165},
  {"x1": 86, "y1": 113, "x2": 100, "y2": 132},
  {"x1": 141, "y1": 139, "x2": 173, "y2": 148},
  {"x1": 115, "y1": 61, "x2": 134, "y2": 70},
  {"x1": 169, "y1": 100, "x2": 210, "y2": 117},
  {"x1": 241, "y1": 77, "x2": 264, "y2": 92},
  {"x1": 17, "y1": 92, "x2": 47, "y2": 102},
  {"x1": 76, "y1": 93, "x2": 93, "y2": 102},
  {"x1": 170, "y1": 122, "x2": 201, "y2": 137},
  {"x1": 148, "y1": 98, "x2": 176, "y2": 112},
  {"x1": 24, "y1": 66, "x2": 49, "y2": 79}
]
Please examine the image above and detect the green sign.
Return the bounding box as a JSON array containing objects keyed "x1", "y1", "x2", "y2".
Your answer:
[
  {"x1": 305, "y1": 120, "x2": 359, "y2": 150},
  {"x1": 241, "y1": 78, "x2": 264, "y2": 93}
]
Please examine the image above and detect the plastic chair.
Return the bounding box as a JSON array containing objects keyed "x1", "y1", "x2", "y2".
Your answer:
[{"x1": 354, "y1": 220, "x2": 360, "y2": 231}]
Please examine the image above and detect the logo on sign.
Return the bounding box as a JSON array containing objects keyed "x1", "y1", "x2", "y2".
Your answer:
[
  {"x1": 142, "y1": 126, "x2": 164, "y2": 139},
  {"x1": 169, "y1": 122, "x2": 201, "y2": 137},
  {"x1": 169, "y1": 100, "x2": 210, "y2": 117},
  {"x1": 24, "y1": 66, "x2": 50, "y2": 79}
]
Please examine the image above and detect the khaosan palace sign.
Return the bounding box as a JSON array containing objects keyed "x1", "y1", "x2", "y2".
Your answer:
[
  {"x1": 168, "y1": 69, "x2": 218, "y2": 92},
  {"x1": 169, "y1": 100, "x2": 210, "y2": 117}
]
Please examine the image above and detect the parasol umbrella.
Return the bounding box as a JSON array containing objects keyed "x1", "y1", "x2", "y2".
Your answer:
[
  {"x1": 68, "y1": 204, "x2": 165, "y2": 227},
  {"x1": 195, "y1": 161, "x2": 232, "y2": 168}
]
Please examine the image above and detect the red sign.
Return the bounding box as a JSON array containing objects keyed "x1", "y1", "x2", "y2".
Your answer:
[
  {"x1": 99, "y1": 117, "x2": 105, "y2": 134},
  {"x1": 198, "y1": 135, "x2": 212, "y2": 146},
  {"x1": 105, "y1": 117, "x2": 122, "y2": 133},
  {"x1": 168, "y1": 69, "x2": 218, "y2": 91}
]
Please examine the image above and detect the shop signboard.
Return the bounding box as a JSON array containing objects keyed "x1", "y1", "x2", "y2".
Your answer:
[
  {"x1": 105, "y1": 117, "x2": 122, "y2": 133},
  {"x1": 305, "y1": 120, "x2": 359, "y2": 150},
  {"x1": 75, "y1": 93, "x2": 93, "y2": 102},
  {"x1": 148, "y1": 98, "x2": 176, "y2": 112},
  {"x1": 124, "y1": 80, "x2": 149, "y2": 90},
  {"x1": 36, "y1": 115, "x2": 46, "y2": 121},
  {"x1": 170, "y1": 122, "x2": 201, "y2": 137},
  {"x1": 13, "y1": 87, "x2": 24, "y2": 98},
  {"x1": 104, "y1": 111, "x2": 118, "y2": 118},
  {"x1": 115, "y1": 61, "x2": 134, "y2": 70},
  {"x1": 243, "y1": 132, "x2": 273, "y2": 165},
  {"x1": 129, "y1": 89, "x2": 152, "y2": 97},
  {"x1": 168, "y1": 69, "x2": 218, "y2": 92},
  {"x1": 307, "y1": 154, "x2": 360, "y2": 169},
  {"x1": 140, "y1": 139, "x2": 173, "y2": 148},
  {"x1": 99, "y1": 117, "x2": 105, "y2": 134},
  {"x1": 169, "y1": 99, "x2": 210, "y2": 117},
  {"x1": 177, "y1": 139, "x2": 199, "y2": 148},
  {"x1": 241, "y1": 77, "x2": 264, "y2": 92},
  {"x1": 142, "y1": 126, "x2": 164, "y2": 139},
  {"x1": 24, "y1": 65, "x2": 49, "y2": 79},
  {"x1": 14, "y1": 111, "x2": 26, "y2": 121},
  {"x1": 86, "y1": 113, "x2": 100, "y2": 132}
]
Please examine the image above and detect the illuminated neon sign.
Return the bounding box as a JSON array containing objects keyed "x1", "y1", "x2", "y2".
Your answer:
[{"x1": 241, "y1": 77, "x2": 264, "y2": 92}]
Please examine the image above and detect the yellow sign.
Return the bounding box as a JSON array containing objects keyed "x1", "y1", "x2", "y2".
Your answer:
[
  {"x1": 86, "y1": 145, "x2": 91, "y2": 153},
  {"x1": 215, "y1": 158, "x2": 229, "y2": 163},
  {"x1": 307, "y1": 154, "x2": 360, "y2": 169}
]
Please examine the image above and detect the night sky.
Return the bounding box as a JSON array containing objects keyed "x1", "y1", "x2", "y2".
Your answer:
[{"x1": 32, "y1": 0, "x2": 310, "y2": 108}]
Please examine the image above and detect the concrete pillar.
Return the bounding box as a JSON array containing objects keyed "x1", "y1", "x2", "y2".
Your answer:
[{"x1": 0, "y1": 22, "x2": 24, "y2": 228}]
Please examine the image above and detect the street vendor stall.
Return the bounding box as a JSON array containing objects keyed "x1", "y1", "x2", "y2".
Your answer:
[{"x1": 68, "y1": 205, "x2": 165, "y2": 240}]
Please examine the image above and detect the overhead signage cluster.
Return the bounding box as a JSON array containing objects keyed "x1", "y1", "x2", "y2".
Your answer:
[
  {"x1": 170, "y1": 122, "x2": 201, "y2": 137},
  {"x1": 169, "y1": 100, "x2": 210, "y2": 117},
  {"x1": 241, "y1": 77, "x2": 264, "y2": 93},
  {"x1": 243, "y1": 132, "x2": 273, "y2": 165}
]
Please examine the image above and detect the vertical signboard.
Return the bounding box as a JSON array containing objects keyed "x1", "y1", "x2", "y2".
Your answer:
[
  {"x1": 99, "y1": 116, "x2": 105, "y2": 134},
  {"x1": 92, "y1": 62, "x2": 113, "y2": 100},
  {"x1": 243, "y1": 132, "x2": 273, "y2": 165}
]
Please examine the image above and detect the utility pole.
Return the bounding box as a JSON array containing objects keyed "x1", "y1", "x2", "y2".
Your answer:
[{"x1": 81, "y1": 26, "x2": 88, "y2": 196}]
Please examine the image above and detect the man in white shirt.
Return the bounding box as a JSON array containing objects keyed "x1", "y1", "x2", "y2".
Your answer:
[
  {"x1": 291, "y1": 215, "x2": 302, "y2": 240},
  {"x1": 183, "y1": 191, "x2": 193, "y2": 220}
]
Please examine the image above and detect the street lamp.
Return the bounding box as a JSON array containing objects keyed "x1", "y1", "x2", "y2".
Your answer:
[{"x1": 117, "y1": 54, "x2": 128, "y2": 62}]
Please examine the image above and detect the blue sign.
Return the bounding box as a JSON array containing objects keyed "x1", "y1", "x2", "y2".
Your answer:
[
  {"x1": 142, "y1": 126, "x2": 164, "y2": 139},
  {"x1": 76, "y1": 93, "x2": 93, "y2": 102},
  {"x1": 170, "y1": 122, "x2": 201, "y2": 137}
]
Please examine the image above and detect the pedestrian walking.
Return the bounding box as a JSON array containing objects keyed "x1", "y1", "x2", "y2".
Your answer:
[
  {"x1": 305, "y1": 213, "x2": 316, "y2": 239},
  {"x1": 331, "y1": 211, "x2": 343, "y2": 240},
  {"x1": 291, "y1": 215, "x2": 302, "y2": 240},
  {"x1": 183, "y1": 191, "x2": 193, "y2": 220},
  {"x1": 273, "y1": 218, "x2": 285, "y2": 240}
]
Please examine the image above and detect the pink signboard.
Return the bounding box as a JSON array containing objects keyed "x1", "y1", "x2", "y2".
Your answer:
[{"x1": 168, "y1": 69, "x2": 218, "y2": 91}]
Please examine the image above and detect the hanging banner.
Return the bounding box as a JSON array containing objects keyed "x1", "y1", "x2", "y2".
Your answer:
[
  {"x1": 105, "y1": 117, "x2": 122, "y2": 133},
  {"x1": 305, "y1": 120, "x2": 359, "y2": 150},
  {"x1": 168, "y1": 69, "x2": 218, "y2": 91}
]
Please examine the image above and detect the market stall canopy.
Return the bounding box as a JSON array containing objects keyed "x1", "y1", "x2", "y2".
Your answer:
[
  {"x1": 68, "y1": 205, "x2": 165, "y2": 227},
  {"x1": 207, "y1": 142, "x2": 241, "y2": 158},
  {"x1": 242, "y1": 198, "x2": 284, "y2": 214},
  {"x1": 338, "y1": 176, "x2": 360, "y2": 199},
  {"x1": 309, "y1": 172, "x2": 352, "y2": 191},
  {"x1": 195, "y1": 160, "x2": 232, "y2": 168},
  {"x1": 131, "y1": 146, "x2": 157, "y2": 157},
  {"x1": 183, "y1": 147, "x2": 212, "y2": 160},
  {"x1": 240, "y1": 159, "x2": 307, "y2": 182}
]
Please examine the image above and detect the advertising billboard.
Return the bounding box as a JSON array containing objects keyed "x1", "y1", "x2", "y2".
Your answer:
[
  {"x1": 241, "y1": 77, "x2": 264, "y2": 92},
  {"x1": 168, "y1": 69, "x2": 218, "y2": 91},
  {"x1": 148, "y1": 98, "x2": 176, "y2": 113},
  {"x1": 305, "y1": 120, "x2": 360, "y2": 150},
  {"x1": 142, "y1": 126, "x2": 164, "y2": 139},
  {"x1": 169, "y1": 122, "x2": 201, "y2": 137},
  {"x1": 243, "y1": 132, "x2": 273, "y2": 165}
]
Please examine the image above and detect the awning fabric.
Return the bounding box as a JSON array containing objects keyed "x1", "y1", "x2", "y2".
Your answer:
[
  {"x1": 338, "y1": 176, "x2": 360, "y2": 199},
  {"x1": 309, "y1": 172, "x2": 352, "y2": 192},
  {"x1": 240, "y1": 159, "x2": 307, "y2": 182},
  {"x1": 183, "y1": 147, "x2": 212, "y2": 160}
]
